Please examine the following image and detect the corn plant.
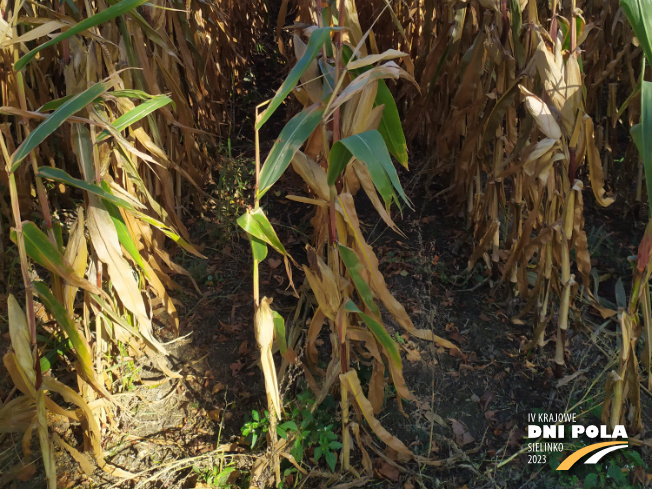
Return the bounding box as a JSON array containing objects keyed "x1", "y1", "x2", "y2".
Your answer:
[
  {"x1": 598, "y1": 0, "x2": 652, "y2": 435},
  {"x1": 0, "y1": 0, "x2": 264, "y2": 484},
  {"x1": 239, "y1": 0, "x2": 459, "y2": 480}
]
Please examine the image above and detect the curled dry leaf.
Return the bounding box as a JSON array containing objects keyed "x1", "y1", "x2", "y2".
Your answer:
[
  {"x1": 87, "y1": 197, "x2": 166, "y2": 354},
  {"x1": 254, "y1": 297, "x2": 281, "y2": 418},
  {"x1": 340, "y1": 370, "x2": 414, "y2": 461}
]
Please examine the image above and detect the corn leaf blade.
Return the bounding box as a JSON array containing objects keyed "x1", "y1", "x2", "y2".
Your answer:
[
  {"x1": 258, "y1": 105, "x2": 324, "y2": 198},
  {"x1": 37, "y1": 167, "x2": 138, "y2": 210},
  {"x1": 97, "y1": 94, "x2": 174, "y2": 142},
  {"x1": 375, "y1": 80, "x2": 408, "y2": 168},
  {"x1": 14, "y1": 0, "x2": 149, "y2": 71},
  {"x1": 237, "y1": 207, "x2": 287, "y2": 256},
  {"x1": 256, "y1": 27, "x2": 332, "y2": 129},
  {"x1": 330, "y1": 130, "x2": 411, "y2": 208},
  {"x1": 11, "y1": 82, "x2": 110, "y2": 171},
  {"x1": 338, "y1": 244, "x2": 379, "y2": 316}
]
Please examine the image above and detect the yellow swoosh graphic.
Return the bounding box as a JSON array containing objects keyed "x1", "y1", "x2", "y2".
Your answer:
[{"x1": 557, "y1": 441, "x2": 628, "y2": 470}]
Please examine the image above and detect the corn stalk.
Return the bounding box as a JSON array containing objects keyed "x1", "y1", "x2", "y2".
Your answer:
[{"x1": 0, "y1": 0, "x2": 264, "y2": 483}]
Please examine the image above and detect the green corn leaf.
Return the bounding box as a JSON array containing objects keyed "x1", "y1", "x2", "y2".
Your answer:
[
  {"x1": 14, "y1": 0, "x2": 149, "y2": 71},
  {"x1": 108, "y1": 0, "x2": 180, "y2": 60},
  {"x1": 32, "y1": 282, "x2": 94, "y2": 379},
  {"x1": 101, "y1": 193, "x2": 149, "y2": 276},
  {"x1": 64, "y1": 0, "x2": 81, "y2": 19},
  {"x1": 40, "y1": 338, "x2": 73, "y2": 373},
  {"x1": 338, "y1": 244, "x2": 379, "y2": 316},
  {"x1": 256, "y1": 27, "x2": 332, "y2": 130},
  {"x1": 344, "y1": 300, "x2": 402, "y2": 369},
  {"x1": 11, "y1": 82, "x2": 110, "y2": 172},
  {"x1": 39, "y1": 95, "x2": 75, "y2": 112},
  {"x1": 53, "y1": 221, "x2": 64, "y2": 254},
  {"x1": 250, "y1": 235, "x2": 269, "y2": 262},
  {"x1": 258, "y1": 105, "x2": 323, "y2": 199},
  {"x1": 12, "y1": 222, "x2": 96, "y2": 292},
  {"x1": 272, "y1": 311, "x2": 287, "y2": 354},
  {"x1": 510, "y1": 0, "x2": 525, "y2": 68},
  {"x1": 71, "y1": 124, "x2": 96, "y2": 182},
  {"x1": 237, "y1": 207, "x2": 287, "y2": 256},
  {"x1": 329, "y1": 130, "x2": 411, "y2": 208},
  {"x1": 641, "y1": 80, "x2": 652, "y2": 212},
  {"x1": 37, "y1": 167, "x2": 138, "y2": 211},
  {"x1": 97, "y1": 94, "x2": 173, "y2": 142},
  {"x1": 375, "y1": 80, "x2": 408, "y2": 168},
  {"x1": 37, "y1": 89, "x2": 151, "y2": 112},
  {"x1": 621, "y1": 0, "x2": 652, "y2": 67}
]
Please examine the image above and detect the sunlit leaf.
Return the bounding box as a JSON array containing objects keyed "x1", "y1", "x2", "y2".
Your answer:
[
  {"x1": 237, "y1": 207, "x2": 287, "y2": 256},
  {"x1": 11, "y1": 82, "x2": 110, "y2": 171},
  {"x1": 97, "y1": 94, "x2": 174, "y2": 142},
  {"x1": 11, "y1": 222, "x2": 102, "y2": 296},
  {"x1": 37, "y1": 167, "x2": 140, "y2": 210},
  {"x1": 344, "y1": 300, "x2": 401, "y2": 369},
  {"x1": 272, "y1": 311, "x2": 287, "y2": 355}
]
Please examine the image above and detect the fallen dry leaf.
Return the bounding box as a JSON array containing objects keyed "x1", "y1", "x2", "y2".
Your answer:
[
  {"x1": 450, "y1": 418, "x2": 475, "y2": 446},
  {"x1": 230, "y1": 361, "x2": 244, "y2": 376},
  {"x1": 377, "y1": 461, "x2": 400, "y2": 481}
]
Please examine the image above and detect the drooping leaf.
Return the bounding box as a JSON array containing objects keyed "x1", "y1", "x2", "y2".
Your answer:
[
  {"x1": 102, "y1": 196, "x2": 148, "y2": 274},
  {"x1": 303, "y1": 247, "x2": 341, "y2": 319},
  {"x1": 344, "y1": 300, "x2": 401, "y2": 369},
  {"x1": 131, "y1": 209, "x2": 205, "y2": 258},
  {"x1": 346, "y1": 50, "x2": 408, "y2": 70},
  {"x1": 32, "y1": 282, "x2": 91, "y2": 366},
  {"x1": 11, "y1": 222, "x2": 102, "y2": 296},
  {"x1": 63, "y1": 208, "x2": 88, "y2": 314},
  {"x1": 32, "y1": 282, "x2": 109, "y2": 398},
  {"x1": 97, "y1": 94, "x2": 174, "y2": 142},
  {"x1": 11, "y1": 82, "x2": 110, "y2": 171},
  {"x1": 237, "y1": 207, "x2": 287, "y2": 256},
  {"x1": 258, "y1": 105, "x2": 324, "y2": 199},
  {"x1": 14, "y1": 0, "x2": 149, "y2": 71},
  {"x1": 37, "y1": 167, "x2": 140, "y2": 210},
  {"x1": 87, "y1": 197, "x2": 166, "y2": 354},
  {"x1": 256, "y1": 27, "x2": 332, "y2": 129},
  {"x1": 329, "y1": 130, "x2": 411, "y2": 208},
  {"x1": 340, "y1": 370, "x2": 414, "y2": 458},
  {"x1": 338, "y1": 245, "x2": 379, "y2": 316}
]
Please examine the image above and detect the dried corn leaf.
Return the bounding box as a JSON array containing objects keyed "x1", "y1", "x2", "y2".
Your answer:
[
  {"x1": 340, "y1": 370, "x2": 413, "y2": 460},
  {"x1": 87, "y1": 197, "x2": 166, "y2": 354},
  {"x1": 338, "y1": 194, "x2": 459, "y2": 351},
  {"x1": 7, "y1": 295, "x2": 36, "y2": 394},
  {"x1": 255, "y1": 297, "x2": 281, "y2": 417},
  {"x1": 583, "y1": 116, "x2": 615, "y2": 206}
]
